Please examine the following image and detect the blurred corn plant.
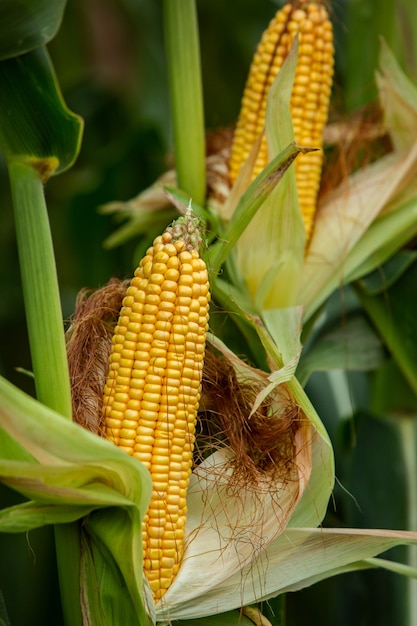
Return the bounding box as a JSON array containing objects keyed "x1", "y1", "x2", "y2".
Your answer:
[{"x1": 1, "y1": 2, "x2": 417, "y2": 626}]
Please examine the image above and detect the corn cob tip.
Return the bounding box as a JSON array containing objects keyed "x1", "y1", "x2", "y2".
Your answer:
[{"x1": 165, "y1": 201, "x2": 204, "y2": 252}]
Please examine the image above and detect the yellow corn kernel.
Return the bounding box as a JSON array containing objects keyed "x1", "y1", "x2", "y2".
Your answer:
[
  {"x1": 229, "y1": 0, "x2": 334, "y2": 243},
  {"x1": 102, "y1": 207, "x2": 209, "y2": 601}
]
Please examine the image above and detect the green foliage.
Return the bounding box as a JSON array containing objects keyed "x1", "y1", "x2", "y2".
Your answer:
[
  {"x1": 0, "y1": 0, "x2": 66, "y2": 60},
  {"x1": 0, "y1": 48, "x2": 82, "y2": 174},
  {"x1": 1, "y1": 1, "x2": 417, "y2": 625}
]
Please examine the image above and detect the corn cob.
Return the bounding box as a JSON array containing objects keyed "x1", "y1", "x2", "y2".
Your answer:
[
  {"x1": 229, "y1": 0, "x2": 334, "y2": 242},
  {"x1": 102, "y1": 208, "x2": 210, "y2": 600}
]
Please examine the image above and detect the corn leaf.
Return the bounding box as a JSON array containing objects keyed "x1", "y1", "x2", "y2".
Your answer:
[
  {"x1": 297, "y1": 312, "x2": 385, "y2": 386},
  {"x1": 353, "y1": 250, "x2": 417, "y2": 296},
  {"x1": 355, "y1": 258, "x2": 417, "y2": 395},
  {"x1": 0, "y1": 375, "x2": 152, "y2": 625},
  {"x1": 0, "y1": 46, "x2": 82, "y2": 176},
  {"x1": 345, "y1": 404, "x2": 417, "y2": 625},
  {"x1": 0, "y1": 0, "x2": 67, "y2": 60},
  {"x1": 103, "y1": 206, "x2": 176, "y2": 250}
]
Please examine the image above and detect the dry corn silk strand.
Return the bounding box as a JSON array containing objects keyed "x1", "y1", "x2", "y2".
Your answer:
[{"x1": 67, "y1": 211, "x2": 305, "y2": 602}]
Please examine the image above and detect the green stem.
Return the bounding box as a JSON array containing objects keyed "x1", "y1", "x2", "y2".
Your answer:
[
  {"x1": 399, "y1": 418, "x2": 417, "y2": 626},
  {"x1": 54, "y1": 524, "x2": 83, "y2": 626},
  {"x1": 8, "y1": 159, "x2": 72, "y2": 417},
  {"x1": 163, "y1": 0, "x2": 206, "y2": 205},
  {"x1": 8, "y1": 159, "x2": 82, "y2": 626}
]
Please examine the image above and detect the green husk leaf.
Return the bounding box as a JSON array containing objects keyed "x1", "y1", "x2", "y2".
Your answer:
[
  {"x1": 209, "y1": 142, "x2": 311, "y2": 276},
  {"x1": 235, "y1": 36, "x2": 306, "y2": 309},
  {"x1": 364, "y1": 558, "x2": 417, "y2": 579},
  {"x1": 0, "y1": 375, "x2": 151, "y2": 501},
  {"x1": 0, "y1": 0, "x2": 67, "y2": 60},
  {"x1": 342, "y1": 190, "x2": 417, "y2": 286},
  {"x1": 0, "y1": 46, "x2": 82, "y2": 176},
  {"x1": 164, "y1": 526, "x2": 417, "y2": 619},
  {"x1": 300, "y1": 41, "x2": 417, "y2": 321},
  {"x1": 82, "y1": 508, "x2": 153, "y2": 626},
  {"x1": 0, "y1": 501, "x2": 101, "y2": 532},
  {"x1": 377, "y1": 39, "x2": 417, "y2": 152},
  {"x1": 301, "y1": 138, "x2": 417, "y2": 322},
  {"x1": 246, "y1": 307, "x2": 303, "y2": 414},
  {"x1": 262, "y1": 307, "x2": 303, "y2": 368},
  {"x1": 209, "y1": 280, "x2": 269, "y2": 370}
]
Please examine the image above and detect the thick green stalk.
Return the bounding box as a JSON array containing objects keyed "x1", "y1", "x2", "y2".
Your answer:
[
  {"x1": 8, "y1": 159, "x2": 82, "y2": 626},
  {"x1": 163, "y1": 0, "x2": 206, "y2": 205},
  {"x1": 8, "y1": 159, "x2": 72, "y2": 416}
]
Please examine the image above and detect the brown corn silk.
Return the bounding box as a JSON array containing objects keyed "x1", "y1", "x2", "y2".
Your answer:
[{"x1": 228, "y1": 0, "x2": 334, "y2": 242}]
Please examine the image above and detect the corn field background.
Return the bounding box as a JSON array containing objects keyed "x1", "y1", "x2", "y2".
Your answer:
[{"x1": 1, "y1": 0, "x2": 417, "y2": 625}]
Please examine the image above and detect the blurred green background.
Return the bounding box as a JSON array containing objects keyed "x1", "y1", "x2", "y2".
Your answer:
[{"x1": 1, "y1": 0, "x2": 416, "y2": 624}]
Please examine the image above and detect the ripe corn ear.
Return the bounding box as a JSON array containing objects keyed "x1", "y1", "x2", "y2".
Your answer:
[
  {"x1": 102, "y1": 209, "x2": 210, "y2": 601},
  {"x1": 229, "y1": 0, "x2": 334, "y2": 242}
]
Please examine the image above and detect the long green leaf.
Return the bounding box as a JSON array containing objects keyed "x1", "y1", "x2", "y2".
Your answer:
[
  {"x1": 0, "y1": 46, "x2": 82, "y2": 175},
  {"x1": 355, "y1": 258, "x2": 417, "y2": 395},
  {"x1": 346, "y1": 404, "x2": 417, "y2": 626},
  {"x1": 297, "y1": 312, "x2": 385, "y2": 386},
  {"x1": 0, "y1": 376, "x2": 153, "y2": 625},
  {"x1": 0, "y1": 0, "x2": 67, "y2": 60}
]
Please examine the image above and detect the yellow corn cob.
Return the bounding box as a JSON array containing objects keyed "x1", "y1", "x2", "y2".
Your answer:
[
  {"x1": 102, "y1": 208, "x2": 210, "y2": 601},
  {"x1": 229, "y1": 0, "x2": 334, "y2": 242}
]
